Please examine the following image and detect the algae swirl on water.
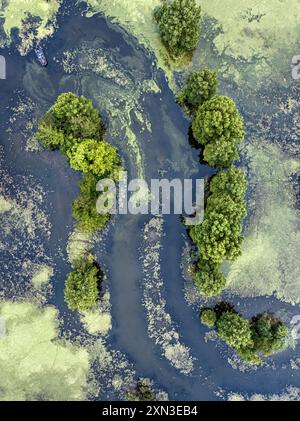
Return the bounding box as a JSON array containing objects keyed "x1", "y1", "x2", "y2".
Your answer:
[{"x1": 0, "y1": 0, "x2": 61, "y2": 54}]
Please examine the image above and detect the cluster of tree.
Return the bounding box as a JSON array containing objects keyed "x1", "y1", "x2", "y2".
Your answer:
[
  {"x1": 154, "y1": 0, "x2": 202, "y2": 58},
  {"x1": 177, "y1": 68, "x2": 218, "y2": 111},
  {"x1": 64, "y1": 254, "x2": 102, "y2": 312},
  {"x1": 37, "y1": 92, "x2": 122, "y2": 234},
  {"x1": 125, "y1": 378, "x2": 155, "y2": 401},
  {"x1": 176, "y1": 68, "x2": 246, "y2": 296},
  {"x1": 200, "y1": 303, "x2": 289, "y2": 364},
  {"x1": 192, "y1": 96, "x2": 244, "y2": 168},
  {"x1": 37, "y1": 93, "x2": 123, "y2": 312},
  {"x1": 189, "y1": 167, "x2": 247, "y2": 296},
  {"x1": 177, "y1": 68, "x2": 244, "y2": 168}
]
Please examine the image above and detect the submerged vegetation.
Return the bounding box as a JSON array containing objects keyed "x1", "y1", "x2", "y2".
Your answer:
[
  {"x1": 154, "y1": 0, "x2": 201, "y2": 59},
  {"x1": 200, "y1": 304, "x2": 289, "y2": 364},
  {"x1": 126, "y1": 378, "x2": 155, "y2": 401},
  {"x1": 37, "y1": 93, "x2": 122, "y2": 311}
]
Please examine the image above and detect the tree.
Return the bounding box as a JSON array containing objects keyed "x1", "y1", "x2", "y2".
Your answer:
[
  {"x1": 217, "y1": 311, "x2": 254, "y2": 351},
  {"x1": 251, "y1": 313, "x2": 288, "y2": 356},
  {"x1": 178, "y1": 68, "x2": 218, "y2": 108},
  {"x1": 64, "y1": 257, "x2": 100, "y2": 312},
  {"x1": 72, "y1": 194, "x2": 109, "y2": 234},
  {"x1": 194, "y1": 261, "x2": 227, "y2": 296},
  {"x1": 192, "y1": 96, "x2": 244, "y2": 145},
  {"x1": 192, "y1": 96, "x2": 244, "y2": 167},
  {"x1": 36, "y1": 113, "x2": 65, "y2": 150},
  {"x1": 154, "y1": 0, "x2": 201, "y2": 58},
  {"x1": 206, "y1": 194, "x2": 246, "y2": 220},
  {"x1": 190, "y1": 211, "x2": 243, "y2": 263},
  {"x1": 203, "y1": 138, "x2": 239, "y2": 168},
  {"x1": 67, "y1": 138, "x2": 122, "y2": 179},
  {"x1": 50, "y1": 92, "x2": 104, "y2": 141},
  {"x1": 72, "y1": 173, "x2": 110, "y2": 234},
  {"x1": 210, "y1": 167, "x2": 247, "y2": 199},
  {"x1": 200, "y1": 308, "x2": 217, "y2": 327}
]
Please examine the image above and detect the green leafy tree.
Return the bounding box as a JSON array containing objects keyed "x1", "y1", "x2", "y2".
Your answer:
[
  {"x1": 190, "y1": 211, "x2": 243, "y2": 263},
  {"x1": 192, "y1": 96, "x2": 244, "y2": 167},
  {"x1": 154, "y1": 0, "x2": 201, "y2": 58},
  {"x1": 178, "y1": 68, "x2": 218, "y2": 108},
  {"x1": 217, "y1": 311, "x2": 254, "y2": 351},
  {"x1": 201, "y1": 305, "x2": 288, "y2": 364},
  {"x1": 50, "y1": 92, "x2": 104, "y2": 141},
  {"x1": 194, "y1": 262, "x2": 227, "y2": 297},
  {"x1": 251, "y1": 313, "x2": 288, "y2": 356},
  {"x1": 203, "y1": 138, "x2": 239, "y2": 168},
  {"x1": 206, "y1": 194, "x2": 246, "y2": 220},
  {"x1": 192, "y1": 96, "x2": 244, "y2": 145},
  {"x1": 72, "y1": 173, "x2": 110, "y2": 234},
  {"x1": 200, "y1": 308, "x2": 217, "y2": 327},
  {"x1": 36, "y1": 113, "x2": 65, "y2": 150},
  {"x1": 72, "y1": 194, "x2": 109, "y2": 234},
  {"x1": 210, "y1": 167, "x2": 247, "y2": 199},
  {"x1": 64, "y1": 257, "x2": 100, "y2": 312},
  {"x1": 67, "y1": 138, "x2": 122, "y2": 179}
]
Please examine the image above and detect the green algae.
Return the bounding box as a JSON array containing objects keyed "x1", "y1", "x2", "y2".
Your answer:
[
  {"x1": 198, "y1": 0, "x2": 300, "y2": 86},
  {"x1": 31, "y1": 265, "x2": 53, "y2": 288},
  {"x1": 83, "y1": 0, "x2": 177, "y2": 88},
  {"x1": 0, "y1": 0, "x2": 61, "y2": 54},
  {"x1": 56, "y1": 41, "x2": 159, "y2": 180},
  {"x1": 84, "y1": 0, "x2": 300, "y2": 90},
  {"x1": 80, "y1": 292, "x2": 112, "y2": 336},
  {"x1": 141, "y1": 216, "x2": 195, "y2": 375},
  {"x1": 0, "y1": 195, "x2": 12, "y2": 213},
  {"x1": 226, "y1": 141, "x2": 300, "y2": 304},
  {"x1": 0, "y1": 301, "x2": 90, "y2": 401},
  {"x1": 227, "y1": 386, "x2": 300, "y2": 401}
]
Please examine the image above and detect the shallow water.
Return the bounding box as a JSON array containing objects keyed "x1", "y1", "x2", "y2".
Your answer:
[{"x1": 0, "y1": 2, "x2": 300, "y2": 400}]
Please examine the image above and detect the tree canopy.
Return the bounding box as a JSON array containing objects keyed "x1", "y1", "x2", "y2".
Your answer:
[
  {"x1": 200, "y1": 304, "x2": 289, "y2": 364},
  {"x1": 194, "y1": 261, "x2": 227, "y2": 297},
  {"x1": 50, "y1": 92, "x2": 104, "y2": 140},
  {"x1": 64, "y1": 257, "x2": 101, "y2": 312},
  {"x1": 67, "y1": 138, "x2": 122, "y2": 179},
  {"x1": 200, "y1": 308, "x2": 217, "y2": 328},
  {"x1": 217, "y1": 311, "x2": 254, "y2": 351},
  {"x1": 37, "y1": 92, "x2": 122, "y2": 235},
  {"x1": 178, "y1": 68, "x2": 218, "y2": 109},
  {"x1": 154, "y1": 0, "x2": 201, "y2": 58},
  {"x1": 189, "y1": 167, "x2": 247, "y2": 295},
  {"x1": 72, "y1": 173, "x2": 110, "y2": 234},
  {"x1": 192, "y1": 96, "x2": 244, "y2": 168},
  {"x1": 251, "y1": 313, "x2": 288, "y2": 356}
]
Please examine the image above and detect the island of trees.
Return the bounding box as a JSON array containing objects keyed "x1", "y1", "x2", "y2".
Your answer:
[
  {"x1": 200, "y1": 304, "x2": 288, "y2": 364},
  {"x1": 177, "y1": 68, "x2": 247, "y2": 297},
  {"x1": 37, "y1": 92, "x2": 122, "y2": 312},
  {"x1": 172, "y1": 38, "x2": 289, "y2": 359},
  {"x1": 176, "y1": 69, "x2": 289, "y2": 361},
  {"x1": 154, "y1": 0, "x2": 201, "y2": 59}
]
